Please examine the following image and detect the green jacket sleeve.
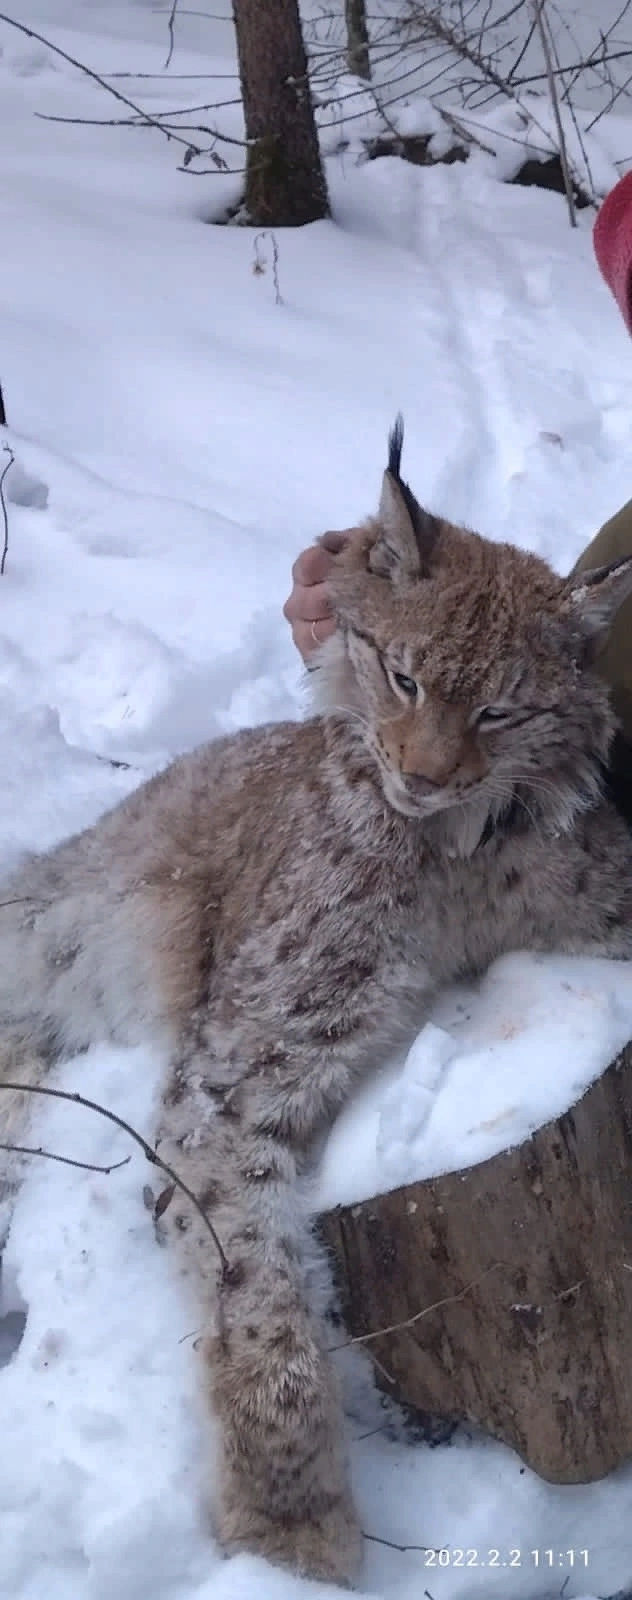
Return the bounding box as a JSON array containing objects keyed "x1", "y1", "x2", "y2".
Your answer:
[{"x1": 572, "y1": 498, "x2": 632, "y2": 742}]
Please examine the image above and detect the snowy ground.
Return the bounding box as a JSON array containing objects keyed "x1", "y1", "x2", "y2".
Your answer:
[
  {"x1": 315, "y1": 951, "x2": 632, "y2": 1209},
  {"x1": 2, "y1": 3, "x2": 632, "y2": 1598}
]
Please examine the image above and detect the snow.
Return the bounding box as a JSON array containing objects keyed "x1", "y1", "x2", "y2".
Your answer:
[
  {"x1": 315, "y1": 952, "x2": 632, "y2": 1209},
  {"x1": 1, "y1": 2, "x2": 632, "y2": 1597}
]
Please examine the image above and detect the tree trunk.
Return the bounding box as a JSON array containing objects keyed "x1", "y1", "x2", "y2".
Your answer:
[
  {"x1": 345, "y1": 0, "x2": 371, "y2": 80},
  {"x1": 320, "y1": 1040, "x2": 632, "y2": 1484},
  {"x1": 232, "y1": 0, "x2": 329, "y2": 227}
]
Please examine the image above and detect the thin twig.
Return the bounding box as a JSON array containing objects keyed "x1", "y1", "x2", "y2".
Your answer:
[
  {"x1": 0, "y1": 1081, "x2": 230, "y2": 1273},
  {"x1": 517, "y1": 47, "x2": 632, "y2": 89},
  {"x1": 253, "y1": 232, "x2": 283, "y2": 304},
  {"x1": 169, "y1": 7, "x2": 234, "y2": 17},
  {"x1": 0, "y1": 898, "x2": 42, "y2": 911},
  {"x1": 63, "y1": 95, "x2": 243, "y2": 122},
  {"x1": 363, "y1": 1531, "x2": 435, "y2": 1553},
  {"x1": 354, "y1": 1422, "x2": 385, "y2": 1442},
  {"x1": 507, "y1": 12, "x2": 538, "y2": 81},
  {"x1": 35, "y1": 110, "x2": 248, "y2": 149},
  {"x1": 0, "y1": 1140, "x2": 131, "y2": 1175},
  {"x1": 105, "y1": 71, "x2": 239, "y2": 81},
  {"x1": 164, "y1": 0, "x2": 179, "y2": 70},
  {"x1": 363, "y1": 1345, "x2": 396, "y2": 1386},
  {"x1": 586, "y1": 58, "x2": 632, "y2": 132},
  {"x1": 329, "y1": 1264, "x2": 502, "y2": 1352},
  {"x1": 439, "y1": 106, "x2": 497, "y2": 156},
  {"x1": 546, "y1": 12, "x2": 595, "y2": 203},
  {"x1": 179, "y1": 162, "x2": 247, "y2": 176},
  {"x1": 0, "y1": 445, "x2": 15, "y2": 576},
  {"x1": 35, "y1": 106, "x2": 242, "y2": 129},
  {"x1": 531, "y1": 0, "x2": 576, "y2": 226}
]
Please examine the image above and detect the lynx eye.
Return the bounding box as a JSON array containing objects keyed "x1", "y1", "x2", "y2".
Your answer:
[
  {"x1": 392, "y1": 672, "x2": 418, "y2": 699},
  {"x1": 477, "y1": 706, "x2": 512, "y2": 726}
]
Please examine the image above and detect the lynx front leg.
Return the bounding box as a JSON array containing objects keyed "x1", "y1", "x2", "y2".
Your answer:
[{"x1": 157, "y1": 1092, "x2": 362, "y2": 1587}]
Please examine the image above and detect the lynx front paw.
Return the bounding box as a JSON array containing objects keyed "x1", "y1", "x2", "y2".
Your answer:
[{"x1": 218, "y1": 1496, "x2": 364, "y2": 1587}]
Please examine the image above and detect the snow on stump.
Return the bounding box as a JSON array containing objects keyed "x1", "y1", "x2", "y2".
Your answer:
[{"x1": 319, "y1": 1040, "x2": 632, "y2": 1484}]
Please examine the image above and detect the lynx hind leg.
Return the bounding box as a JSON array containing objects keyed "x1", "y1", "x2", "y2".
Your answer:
[{"x1": 157, "y1": 1103, "x2": 363, "y2": 1588}]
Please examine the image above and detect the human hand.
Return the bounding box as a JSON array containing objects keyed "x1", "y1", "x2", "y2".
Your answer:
[{"x1": 283, "y1": 530, "x2": 351, "y2": 665}]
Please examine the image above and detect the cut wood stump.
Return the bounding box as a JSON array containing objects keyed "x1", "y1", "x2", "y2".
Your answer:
[{"x1": 319, "y1": 1041, "x2": 632, "y2": 1484}]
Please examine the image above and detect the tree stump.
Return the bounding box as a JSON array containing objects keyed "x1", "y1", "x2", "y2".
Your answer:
[{"x1": 319, "y1": 1041, "x2": 632, "y2": 1484}]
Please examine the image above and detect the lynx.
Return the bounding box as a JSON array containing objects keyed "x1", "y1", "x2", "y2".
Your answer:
[{"x1": 2, "y1": 420, "x2": 632, "y2": 1586}]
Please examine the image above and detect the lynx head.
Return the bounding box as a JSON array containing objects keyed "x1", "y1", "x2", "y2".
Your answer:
[{"x1": 314, "y1": 417, "x2": 632, "y2": 847}]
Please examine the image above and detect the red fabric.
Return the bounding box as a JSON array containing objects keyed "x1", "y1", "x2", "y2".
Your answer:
[{"x1": 593, "y1": 171, "x2": 632, "y2": 334}]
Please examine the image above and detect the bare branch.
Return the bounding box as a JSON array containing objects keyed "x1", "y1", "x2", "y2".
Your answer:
[
  {"x1": 531, "y1": 0, "x2": 576, "y2": 225},
  {"x1": 514, "y1": 50, "x2": 632, "y2": 88},
  {"x1": 167, "y1": 7, "x2": 236, "y2": 17},
  {"x1": 0, "y1": 898, "x2": 45, "y2": 910},
  {"x1": 0, "y1": 1140, "x2": 131, "y2": 1175},
  {"x1": 179, "y1": 160, "x2": 246, "y2": 175},
  {"x1": 104, "y1": 71, "x2": 239, "y2": 81},
  {"x1": 35, "y1": 110, "x2": 247, "y2": 146},
  {"x1": 0, "y1": 445, "x2": 15, "y2": 576},
  {"x1": 328, "y1": 1264, "x2": 503, "y2": 1352},
  {"x1": 546, "y1": 10, "x2": 596, "y2": 204},
  {"x1": 253, "y1": 231, "x2": 283, "y2": 304},
  {"x1": 363, "y1": 1532, "x2": 436, "y2": 1554},
  {"x1": 164, "y1": 0, "x2": 180, "y2": 70},
  {"x1": 507, "y1": 12, "x2": 537, "y2": 81}
]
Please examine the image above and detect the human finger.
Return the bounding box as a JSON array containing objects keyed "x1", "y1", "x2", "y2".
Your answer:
[
  {"x1": 293, "y1": 615, "x2": 336, "y2": 664},
  {"x1": 283, "y1": 580, "x2": 333, "y2": 626},
  {"x1": 291, "y1": 543, "x2": 333, "y2": 589}
]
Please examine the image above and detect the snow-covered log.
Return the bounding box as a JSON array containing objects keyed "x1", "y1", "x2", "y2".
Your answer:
[{"x1": 320, "y1": 1041, "x2": 632, "y2": 1484}]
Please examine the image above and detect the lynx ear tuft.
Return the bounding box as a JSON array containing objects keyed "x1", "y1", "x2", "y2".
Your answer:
[
  {"x1": 368, "y1": 416, "x2": 440, "y2": 582},
  {"x1": 562, "y1": 554, "x2": 632, "y2": 652},
  {"x1": 387, "y1": 413, "x2": 405, "y2": 479}
]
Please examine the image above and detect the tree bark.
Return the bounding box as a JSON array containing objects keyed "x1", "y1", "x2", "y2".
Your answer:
[
  {"x1": 232, "y1": 0, "x2": 329, "y2": 227},
  {"x1": 320, "y1": 1041, "x2": 632, "y2": 1484},
  {"x1": 345, "y1": 0, "x2": 371, "y2": 80}
]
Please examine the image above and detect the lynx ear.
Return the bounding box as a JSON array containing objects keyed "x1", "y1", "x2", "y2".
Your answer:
[
  {"x1": 368, "y1": 415, "x2": 439, "y2": 582},
  {"x1": 561, "y1": 554, "x2": 632, "y2": 649}
]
